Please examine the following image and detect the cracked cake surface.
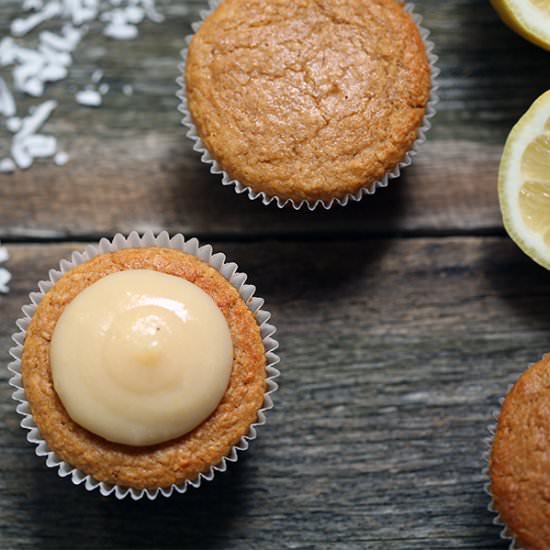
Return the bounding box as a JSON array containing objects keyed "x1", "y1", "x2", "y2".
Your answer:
[
  {"x1": 490, "y1": 354, "x2": 550, "y2": 550},
  {"x1": 185, "y1": 0, "x2": 431, "y2": 203},
  {"x1": 21, "y1": 248, "x2": 266, "y2": 489}
]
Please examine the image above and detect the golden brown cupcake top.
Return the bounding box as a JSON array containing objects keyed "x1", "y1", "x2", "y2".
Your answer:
[
  {"x1": 22, "y1": 248, "x2": 266, "y2": 490},
  {"x1": 186, "y1": 0, "x2": 431, "y2": 203},
  {"x1": 490, "y1": 354, "x2": 550, "y2": 550}
]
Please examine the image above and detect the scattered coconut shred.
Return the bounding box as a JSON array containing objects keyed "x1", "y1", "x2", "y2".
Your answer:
[
  {"x1": 0, "y1": 0, "x2": 163, "y2": 174},
  {"x1": 0, "y1": 244, "x2": 11, "y2": 294}
]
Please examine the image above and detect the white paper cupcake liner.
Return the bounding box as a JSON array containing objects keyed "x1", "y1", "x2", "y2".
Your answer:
[
  {"x1": 176, "y1": 1, "x2": 440, "y2": 211},
  {"x1": 7, "y1": 230, "x2": 280, "y2": 501},
  {"x1": 483, "y1": 383, "x2": 523, "y2": 549}
]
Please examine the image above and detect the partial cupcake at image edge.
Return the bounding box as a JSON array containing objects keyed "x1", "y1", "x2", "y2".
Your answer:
[
  {"x1": 8, "y1": 231, "x2": 280, "y2": 500},
  {"x1": 178, "y1": 0, "x2": 439, "y2": 210},
  {"x1": 486, "y1": 354, "x2": 550, "y2": 549}
]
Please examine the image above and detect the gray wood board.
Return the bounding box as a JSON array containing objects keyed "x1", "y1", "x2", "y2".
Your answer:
[
  {"x1": 0, "y1": 0, "x2": 548, "y2": 239},
  {"x1": 2, "y1": 238, "x2": 548, "y2": 549},
  {"x1": 1, "y1": 0, "x2": 548, "y2": 547}
]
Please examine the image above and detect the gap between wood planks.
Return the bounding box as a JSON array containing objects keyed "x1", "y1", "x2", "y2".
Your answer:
[{"x1": 0, "y1": 228, "x2": 507, "y2": 245}]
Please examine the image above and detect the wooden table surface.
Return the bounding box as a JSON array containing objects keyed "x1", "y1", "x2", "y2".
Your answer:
[{"x1": 2, "y1": 0, "x2": 550, "y2": 548}]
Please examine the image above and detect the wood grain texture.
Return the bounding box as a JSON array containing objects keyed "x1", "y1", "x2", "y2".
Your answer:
[
  {"x1": 1, "y1": 0, "x2": 549, "y2": 548},
  {"x1": 0, "y1": 0, "x2": 548, "y2": 240},
  {"x1": 2, "y1": 238, "x2": 549, "y2": 549}
]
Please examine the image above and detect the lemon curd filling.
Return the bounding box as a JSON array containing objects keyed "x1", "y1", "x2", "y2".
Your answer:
[
  {"x1": 50, "y1": 269, "x2": 234, "y2": 447},
  {"x1": 519, "y1": 118, "x2": 550, "y2": 247}
]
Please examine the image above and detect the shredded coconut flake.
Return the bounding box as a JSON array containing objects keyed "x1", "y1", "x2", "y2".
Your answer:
[
  {"x1": 65, "y1": 0, "x2": 99, "y2": 25},
  {"x1": 125, "y1": 5, "x2": 144, "y2": 24},
  {"x1": 25, "y1": 134, "x2": 57, "y2": 157},
  {"x1": 39, "y1": 44, "x2": 72, "y2": 66},
  {"x1": 54, "y1": 150, "x2": 69, "y2": 165},
  {"x1": 17, "y1": 99, "x2": 57, "y2": 139},
  {"x1": 11, "y1": 141, "x2": 32, "y2": 168},
  {"x1": 62, "y1": 23, "x2": 84, "y2": 45},
  {"x1": 104, "y1": 20, "x2": 138, "y2": 40},
  {"x1": 141, "y1": 0, "x2": 163, "y2": 23},
  {"x1": 23, "y1": 76, "x2": 45, "y2": 97},
  {"x1": 0, "y1": 242, "x2": 10, "y2": 294},
  {"x1": 6, "y1": 117, "x2": 22, "y2": 132},
  {"x1": 0, "y1": 77, "x2": 16, "y2": 117},
  {"x1": 40, "y1": 29, "x2": 79, "y2": 51},
  {"x1": 12, "y1": 45, "x2": 44, "y2": 65},
  {"x1": 0, "y1": 267, "x2": 11, "y2": 294},
  {"x1": 23, "y1": 0, "x2": 45, "y2": 11},
  {"x1": 0, "y1": 158, "x2": 16, "y2": 173},
  {"x1": 0, "y1": 38, "x2": 15, "y2": 65},
  {"x1": 10, "y1": 99, "x2": 57, "y2": 168},
  {"x1": 40, "y1": 63, "x2": 68, "y2": 82},
  {"x1": 1, "y1": 0, "x2": 163, "y2": 173},
  {"x1": 75, "y1": 89, "x2": 102, "y2": 106},
  {"x1": 11, "y1": 2, "x2": 62, "y2": 37},
  {"x1": 91, "y1": 68, "x2": 103, "y2": 83}
]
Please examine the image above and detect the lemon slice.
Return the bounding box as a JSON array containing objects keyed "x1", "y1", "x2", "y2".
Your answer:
[
  {"x1": 499, "y1": 90, "x2": 550, "y2": 269},
  {"x1": 491, "y1": 0, "x2": 550, "y2": 50}
]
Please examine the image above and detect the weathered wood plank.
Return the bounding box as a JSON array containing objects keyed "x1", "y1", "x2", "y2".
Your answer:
[
  {"x1": 1, "y1": 0, "x2": 548, "y2": 547},
  {"x1": 0, "y1": 0, "x2": 548, "y2": 239},
  {"x1": 2, "y1": 237, "x2": 548, "y2": 548},
  {"x1": 0, "y1": 139, "x2": 504, "y2": 240}
]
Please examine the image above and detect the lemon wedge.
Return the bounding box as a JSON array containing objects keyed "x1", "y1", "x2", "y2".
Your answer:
[
  {"x1": 499, "y1": 90, "x2": 550, "y2": 268},
  {"x1": 491, "y1": 0, "x2": 550, "y2": 50}
]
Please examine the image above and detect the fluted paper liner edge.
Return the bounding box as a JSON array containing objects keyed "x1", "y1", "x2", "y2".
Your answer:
[
  {"x1": 176, "y1": 1, "x2": 440, "y2": 211},
  {"x1": 483, "y1": 384, "x2": 522, "y2": 549},
  {"x1": 8, "y1": 230, "x2": 280, "y2": 500}
]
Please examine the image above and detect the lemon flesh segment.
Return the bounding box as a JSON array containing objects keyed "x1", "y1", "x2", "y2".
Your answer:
[
  {"x1": 499, "y1": 91, "x2": 550, "y2": 269},
  {"x1": 519, "y1": 129, "x2": 550, "y2": 245},
  {"x1": 531, "y1": 0, "x2": 550, "y2": 11},
  {"x1": 491, "y1": 0, "x2": 550, "y2": 50}
]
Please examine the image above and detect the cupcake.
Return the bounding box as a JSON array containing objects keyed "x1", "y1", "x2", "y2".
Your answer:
[
  {"x1": 9, "y1": 232, "x2": 279, "y2": 499},
  {"x1": 489, "y1": 354, "x2": 550, "y2": 548},
  {"x1": 182, "y1": 0, "x2": 437, "y2": 209}
]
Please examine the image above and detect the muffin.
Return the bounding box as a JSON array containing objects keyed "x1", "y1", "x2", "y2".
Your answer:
[
  {"x1": 9, "y1": 233, "x2": 279, "y2": 498},
  {"x1": 184, "y1": 0, "x2": 434, "y2": 207},
  {"x1": 490, "y1": 354, "x2": 550, "y2": 549}
]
